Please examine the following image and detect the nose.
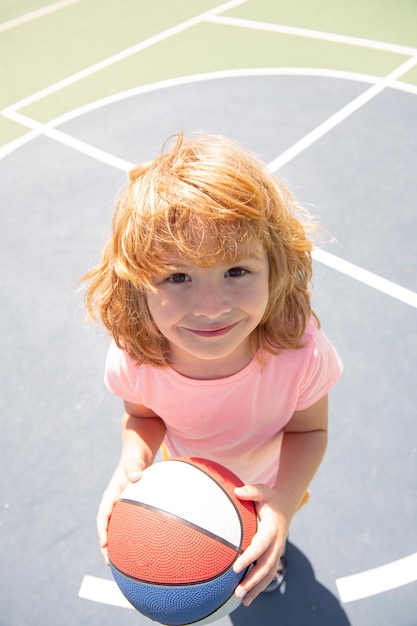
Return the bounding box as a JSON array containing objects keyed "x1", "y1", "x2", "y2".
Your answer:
[{"x1": 191, "y1": 281, "x2": 232, "y2": 318}]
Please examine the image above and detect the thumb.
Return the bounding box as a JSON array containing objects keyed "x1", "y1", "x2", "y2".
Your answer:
[
  {"x1": 125, "y1": 463, "x2": 143, "y2": 482},
  {"x1": 235, "y1": 484, "x2": 268, "y2": 502}
]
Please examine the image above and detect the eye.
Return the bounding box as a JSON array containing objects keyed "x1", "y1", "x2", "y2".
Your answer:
[
  {"x1": 225, "y1": 266, "x2": 248, "y2": 278},
  {"x1": 167, "y1": 272, "x2": 191, "y2": 283}
]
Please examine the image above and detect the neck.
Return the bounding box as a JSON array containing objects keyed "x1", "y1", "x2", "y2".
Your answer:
[{"x1": 169, "y1": 350, "x2": 254, "y2": 380}]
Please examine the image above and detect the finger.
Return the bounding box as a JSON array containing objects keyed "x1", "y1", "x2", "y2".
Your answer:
[
  {"x1": 235, "y1": 556, "x2": 270, "y2": 593},
  {"x1": 97, "y1": 518, "x2": 110, "y2": 566},
  {"x1": 96, "y1": 466, "x2": 143, "y2": 566},
  {"x1": 233, "y1": 526, "x2": 272, "y2": 573},
  {"x1": 235, "y1": 552, "x2": 282, "y2": 605},
  {"x1": 234, "y1": 484, "x2": 265, "y2": 501},
  {"x1": 96, "y1": 489, "x2": 118, "y2": 551},
  {"x1": 101, "y1": 545, "x2": 110, "y2": 567},
  {"x1": 96, "y1": 507, "x2": 110, "y2": 553},
  {"x1": 97, "y1": 495, "x2": 116, "y2": 566},
  {"x1": 237, "y1": 576, "x2": 273, "y2": 606}
]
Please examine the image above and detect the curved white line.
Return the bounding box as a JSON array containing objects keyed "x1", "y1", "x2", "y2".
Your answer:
[
  {"x1": 1, "y1": 65, "x2": 416, "y2": 162},
  {"x1": 394, "y1": 81, "x2": 417, "y2": 96},
  {"x1": 43, "y1": 67, "x2": 382, "y2": 129},
  {"x1": 336, "y1": 552, "x2": 417, "y2": 603},
  {"x1": 0, "y1": 67, "x2": 379, "y2": 160},
  {"x1": 266, "y1": 55, "x2": 417, "y2": 171}
]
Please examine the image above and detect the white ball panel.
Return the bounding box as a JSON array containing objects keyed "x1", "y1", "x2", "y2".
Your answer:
[{"x1": 121, "y1": 461, "x2": 242, "y2": 548}]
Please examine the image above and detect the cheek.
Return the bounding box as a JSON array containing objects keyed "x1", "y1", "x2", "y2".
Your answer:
[
  {"x1": 237, "y1": 286, "x2": 269, "y2": 323},
  {"x1": 251, "y1": 280, "x2": 270, "y2": 322},
  {"x1": 146, "y1": 293, "x2": 163, "y2": 327},
  {"x1": 254, "y1": 275, "x2": 270, "y2": 309},
  {"x1": 146, "y1": 291, "x2": 181, "y2": 325}
]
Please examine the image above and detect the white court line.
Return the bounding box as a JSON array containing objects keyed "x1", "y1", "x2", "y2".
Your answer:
[
  {"x1": 266, "y1": 54, "x2": 417, "y2": 172},
  {"x1": 2, "y1": 67, "x2": 417, "y2": 310},
  {"x1": 79, "y1": 550, "x2": 417, "y2": 609},
  {"x1": 2, "y1": 6, "x2": 415, "y2": 611},
  {"x1": 5, "y1": 109, "x2": 417, "y2": 309},
  {"x1": 312, "y1": 249, "x2": 417, "y2": 309},
  {"x1": 4, "y1": 53, "x2": 416, "y2": 169},
  {"x1": 2, "y1": 110, "x2": 133, "y2": 171},
  {"x1": 336, "y1": 552, "x2": 417, "y2": 603},
  {"x1": 78, "y1": 543, "x2": 417, "y2": 607},
  {"x1": 3, "y1": 67, "x2": 372, "y2": 162},
  {"x1": 0, "y1": 0, "x2": 83, "y2": 32},
  {"x1": 1, "y1": 0, "x2": 248, "y2": 115},
  {"x1": 2, "y1": 66, "x2": 417, "y2": 161},
  {"x1": 208, "y1": 15, "x2": 417, "y2": 56},
  {"x1": 79, "y1": 575, "x2": 133, "y2": 609},
  {"x1": 78, "y1": 574, "x2": 234, "y2": 625},
  {"x1": 37, "y1": 68, "x2": 382, "y2": 128}
]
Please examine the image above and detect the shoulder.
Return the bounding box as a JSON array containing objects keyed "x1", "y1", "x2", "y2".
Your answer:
[
  {"x1": 105, "y1": 339, "x2": 138, "y2": 375},
  {"x1": 104, "y1": 340, "x2": 150, "y2": 402},
  {"x1": 302, "y1": 317, "x2": 322, "y2": 342},
  {"x1": 305, "y1": 318, "x2": 342, "y2": 365},
  {"x1": 296, "y1": 318, "x2": 343, "y2": 409}
]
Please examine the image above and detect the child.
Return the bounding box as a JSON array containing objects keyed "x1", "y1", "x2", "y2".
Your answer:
[{"x1": 83, "y1": 132, "x2": 342, "y2": 607}]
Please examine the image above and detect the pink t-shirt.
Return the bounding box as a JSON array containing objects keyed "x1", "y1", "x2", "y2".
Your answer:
[{"x1": 104, "y1": 320, "x2": 342, "y2": 487}]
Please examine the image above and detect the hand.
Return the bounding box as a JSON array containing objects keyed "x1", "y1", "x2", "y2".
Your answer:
[
  {"x1": 96, "y1": 458, "x2": 144, "y2": 565},
  {"x1": 232, "y1": 484, "x2": 290, "y2": 606}
]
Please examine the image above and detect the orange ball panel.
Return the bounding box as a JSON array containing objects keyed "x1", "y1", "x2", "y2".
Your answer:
[{"x1": 108, "y1": 502, "x2": 238, "y2": 584}]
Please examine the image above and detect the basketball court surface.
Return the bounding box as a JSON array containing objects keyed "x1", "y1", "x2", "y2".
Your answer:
[{"x1": 1, "y1": 1, "x2": 416, "y2": 625}]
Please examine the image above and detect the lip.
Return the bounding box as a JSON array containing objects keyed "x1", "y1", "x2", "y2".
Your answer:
[{"x1": 184, "y1": 322, "x2": 239, "y2": 337}]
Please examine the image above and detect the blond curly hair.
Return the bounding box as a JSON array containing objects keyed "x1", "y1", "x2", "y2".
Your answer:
[{"x1": 83, "y1": 133, "x2": 319, "y2": 366}]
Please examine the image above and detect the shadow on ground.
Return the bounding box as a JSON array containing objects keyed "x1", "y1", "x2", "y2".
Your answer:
[{"x1": 230, "y1": 543, "x2": 350, "y2": 626}]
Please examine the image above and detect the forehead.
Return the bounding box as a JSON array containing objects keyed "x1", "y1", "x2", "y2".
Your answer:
[{"x1": 160, "y1": 237, "x2": 266, "y2": 268}]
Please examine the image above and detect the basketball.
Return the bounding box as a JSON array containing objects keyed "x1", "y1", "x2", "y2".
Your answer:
[{"x1": 107, "y1": 457, "x2": 257, "y2": 625}]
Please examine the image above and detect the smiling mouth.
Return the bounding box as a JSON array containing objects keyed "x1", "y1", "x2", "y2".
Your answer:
[{"x1": 185, "y1": 322, "x2": 239, "y2": 337}]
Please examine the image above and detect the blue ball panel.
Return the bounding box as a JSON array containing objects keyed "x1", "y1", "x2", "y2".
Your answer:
[{"x1": 111, "y1": 564, "x2": 245, "y2": 625}]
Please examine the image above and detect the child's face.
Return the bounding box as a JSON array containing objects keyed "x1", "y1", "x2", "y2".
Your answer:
[{"x1": 146, "y1": 242, "x2": 270, "y2": 378}]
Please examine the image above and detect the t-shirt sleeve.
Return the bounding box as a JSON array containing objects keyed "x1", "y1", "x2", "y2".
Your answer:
[
  {"x1": 104, "y1": 340, "x2": 144, "y2": 404},
  {"x1": 295, "y1": 325, "x2": 343, "y2": 411}
]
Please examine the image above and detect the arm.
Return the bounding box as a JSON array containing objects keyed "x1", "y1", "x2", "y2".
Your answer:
[
  {"x1": 233, "y1": 394, "x2": 328, "y2": 605},
  {"x1": 97, "y1": 401, "x2": 166, "y2": 563}
]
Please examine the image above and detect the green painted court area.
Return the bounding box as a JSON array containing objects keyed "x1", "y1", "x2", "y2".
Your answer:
[{"x1": 1, "y1": 0, "x2": 417, "y2": 142}]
